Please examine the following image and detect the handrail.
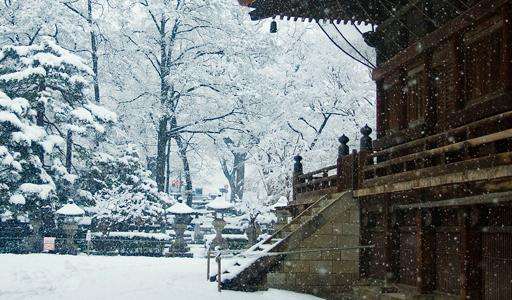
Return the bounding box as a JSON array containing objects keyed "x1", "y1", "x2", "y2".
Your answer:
[
  {"x1": 295, "y1": 175, "x2": 337, "y2": 188},
  {"x1": 298, "y1": 165, "x2": 337, "y2": 179},
  {"x1": 369, "y1": 110, "x2": 512, "y2": 159},
  {"x1": 263, "y1": 194, "x2": 330, "y2": 244}
]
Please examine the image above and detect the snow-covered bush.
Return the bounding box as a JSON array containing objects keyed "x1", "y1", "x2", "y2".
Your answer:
[{"x1": 82, "y1": 144, "x2": 167, "y2": 233}]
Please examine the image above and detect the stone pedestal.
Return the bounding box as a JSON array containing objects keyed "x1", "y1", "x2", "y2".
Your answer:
[
  {"x1": 193, "y1": 223, "x2": 204, "y2": 243},
  {"x1": 62, "y1": 221, "x2": 78, "y2": 255},
  {"x1": 170, "y1": 214, "x2": 192, "y2": 257},
  {"x1": 210, "y1": 217, "x2": 228, "y2": 250},
  {"x1": 29, "y1": 219, "x2": 43, "y2": 253}
]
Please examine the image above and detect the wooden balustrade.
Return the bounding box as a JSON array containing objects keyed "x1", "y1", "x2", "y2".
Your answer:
[
  {"x1": 291, "y1": 126, "x2": 373, "y2": 204},
  {"x1": 361, "y1": 110, "x2": 512, "y2": 189}
]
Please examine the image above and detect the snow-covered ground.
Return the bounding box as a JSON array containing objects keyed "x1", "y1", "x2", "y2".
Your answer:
[{"x1": 0, "y1": 254, "x2": 321, "y2": 300}]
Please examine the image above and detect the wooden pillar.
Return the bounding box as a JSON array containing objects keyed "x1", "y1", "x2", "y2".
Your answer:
[
  {"x1": 399, "y1": 68, "x2": 408, "y2": 130},
  {"x1": 452, "y1": 33, "x2": 465, "y2": 110},
  {"x1": 383, "y1": 197, "x2": 399, "y2": 283},
  {"x1": 501, "y1": 3, "x2": 512, "y2": 91},
  {"x1": 416, "y1": 207, "x2": 436, "y2": 293},
  {"x1": 376, "y1": 80, "x2": 385, "y2": 138},
  {"x1": 459, "y1": 207, "x2": 483, "y2": 299},
  {"x1": 423, "y1": 52, "x2": 437, "y2": 135}
]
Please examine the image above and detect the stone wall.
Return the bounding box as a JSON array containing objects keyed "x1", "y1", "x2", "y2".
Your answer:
[{"x1": 267, "y1": 193, "x2": 360, "y2": 300}]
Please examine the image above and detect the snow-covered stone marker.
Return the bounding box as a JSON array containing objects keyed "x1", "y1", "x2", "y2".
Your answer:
[
  {"x1": 56, "y1": 200, "x2": 85, "y2": 254},
  {"x1": 167, "y1": 202, "x2": 196, "y2": 257}
]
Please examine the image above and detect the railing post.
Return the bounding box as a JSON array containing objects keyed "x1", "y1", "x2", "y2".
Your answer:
[
  {"x1": 338, "y1": 134, "x2": 350, "y2": 157},
  {"x1": 360, "y1": 124, "x2": 373, "y2": 151},
  {"x1": 337, "y1": 135, "x2": 350, "y2": 191},
  {"x1": 358, "y1": 125, "x2": 373, "y2": 188}
]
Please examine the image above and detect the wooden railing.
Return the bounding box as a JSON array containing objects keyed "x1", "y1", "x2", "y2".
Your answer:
[
  {"x1": 361, "y1": 111, "x2": 512, "y2": 190},
  {"x1": 291, "y1": 110, "x2": 512, "y2": 202},
  {"x1": 291, "y1": 130, "x2": 372, "y2": 205}
]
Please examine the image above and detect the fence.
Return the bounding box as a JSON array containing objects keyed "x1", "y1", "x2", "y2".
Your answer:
[{"x1": 0, "y1": 236, "x2": 171, "y2": 257}]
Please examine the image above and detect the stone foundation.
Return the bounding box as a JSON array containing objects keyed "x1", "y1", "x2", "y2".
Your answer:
[{"x1": 267, "y1": 193, "x2": 360, "y2": 299}]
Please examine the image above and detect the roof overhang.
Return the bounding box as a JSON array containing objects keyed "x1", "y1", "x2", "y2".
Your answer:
[{"x1": 239, "y1": 0, "x2": 398, "y2": 25}]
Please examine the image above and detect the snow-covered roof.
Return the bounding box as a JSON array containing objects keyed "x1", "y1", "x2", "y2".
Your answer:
[
  {"x1": 206, "y1": 198, "x2": 234, "y2": 210},
  {"x1": 167, "y1": 202, "x2": 195, "y2": 215},
  {"x1": 56, "y1": 201, "x2": 85, "y2": 216}
]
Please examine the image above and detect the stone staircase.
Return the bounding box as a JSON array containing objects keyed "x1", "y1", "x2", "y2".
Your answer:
[{"x1": 210, "y1": 190, "x2": 360, "y2": 298}]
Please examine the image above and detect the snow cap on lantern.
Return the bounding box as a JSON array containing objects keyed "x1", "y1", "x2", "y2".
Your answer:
[
  {"x1": 206, "y1": 197, "x2": 233, "y2": 211},
  {"x1": 56, "y1": 199, "x2": 85, "y2": 217},
  {"x1": 167, "y1": 201, "x2": 195, "y2": 215}
]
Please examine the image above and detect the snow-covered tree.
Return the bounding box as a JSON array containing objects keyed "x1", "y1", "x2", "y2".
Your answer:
[
  {"x1": 0, "y1": 39, "x2": 115, "y2": 227},
  {"x1": 85, "y1": 144, "x2": 167, "y2": 233},
  {"x1": 0, "y1": 91, "x2": 64, "y2": 225}
]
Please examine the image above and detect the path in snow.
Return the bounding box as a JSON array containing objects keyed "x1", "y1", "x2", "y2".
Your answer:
[{"x1": 0, "y1": 254, "x2": 321, "y2": 300}]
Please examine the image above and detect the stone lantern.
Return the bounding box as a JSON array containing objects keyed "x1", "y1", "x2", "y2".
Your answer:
[
  {"x1": 206, "y1": 198, "x2": 233, "y2": 250},
  {"x1": 167, "y1": 201, "x2": 195, "y2": 257},
  {"x1": 55, "y1": 200, "x2": 85, "y2": 255},
  {"x1": 272, "y1": 196, "x2": 291, "y2": 232}
]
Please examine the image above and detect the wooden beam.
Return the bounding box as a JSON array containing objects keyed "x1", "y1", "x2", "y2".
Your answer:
[
  {"x1": 364, "y1": 152, "x2": 512, "y2": 188},
  {"x1": 394, "y1": 191, "x2": 512, "y2": 209},
  {"x1": 355, "y1": 164, "x2": 512, "y2": 197}
]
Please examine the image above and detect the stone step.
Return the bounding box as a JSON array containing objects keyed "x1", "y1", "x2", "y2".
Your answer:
[{"x1": 381, "y1": 293, "x2": 407, "y2": 300}]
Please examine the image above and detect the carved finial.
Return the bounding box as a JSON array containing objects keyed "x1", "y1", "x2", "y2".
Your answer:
[
  {"x1": 338, "y1": 134, "x2": 349, "y2": 157},
  {"x1": 293, "y1": 155, "x2": 303, "y2": 175},
  {"x1": 360, "y1": 124, "x2": 373, "y2": 151}
]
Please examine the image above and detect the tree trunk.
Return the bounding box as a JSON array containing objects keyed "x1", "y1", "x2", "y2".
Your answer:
[
  {"x1": 87, "y1": 0, "x2": 100, "y2": 103},
  {"x1": 36, "y1": 101, "x2": 45, "y2": 163},
  {"x1": 232, "y1": 153, "x2": 246, "y2": 202},
  {"x1": 155, "y1": 117, "x2": 168, "y2": 192},
  {"x1": 220, "y1": 152, "x2": 246, "y2": 203},
  {"x1": 66, "y1": 130, "x2": 73, "y2": 173},
  {"x1": 164, "y1": 139, "x2": 171, "y2": 193},
  {"x1": 175, "y1": 136, "x2": 193, "y2": 206}
]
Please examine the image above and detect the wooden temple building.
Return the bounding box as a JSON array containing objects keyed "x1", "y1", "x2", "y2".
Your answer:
[{"x1": 216, "y1": 0, "x2": 512, "y2": 299}]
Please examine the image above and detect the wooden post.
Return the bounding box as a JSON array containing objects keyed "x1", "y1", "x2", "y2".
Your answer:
[
  {"x1": 501, "y1": 3, "x2": 512, "y2": 91},
  {"x1": 207, "y1": 248, "x2": 211, "y2": 281},
  {"x1": 452, "y1": 33, "x2": 465, "y2": 110},
  {"x1": 459, "y1": 207, "x2": 482, "y2": 299},
  {"x1": 216, "y1": 254, "x2": 222, "y2": 292},
  {"x1": 337, "y1": 135, "x2": 349, "y2": 191},
  {"x1": 416, "y1": 207, "x2": 436, "y2": 294},
  {"x1": 360, "y1": 125, "x2": 373, "y2": 151},
  {"x1": 292, "y1": 155, "x2": 303, "y2": 204},
  {"x1": 423, "y1": 52, "x2": 436, "y2": 135},
  {"x1": 376, "y1": 80, "x2": 385, "y2": 138}
]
